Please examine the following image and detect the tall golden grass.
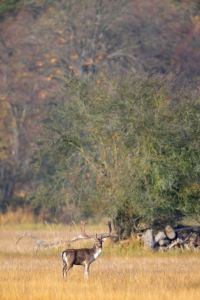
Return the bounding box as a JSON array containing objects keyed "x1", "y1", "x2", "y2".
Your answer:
[
  {"x1": 1, "y1": 228, "x2": 200, "y2": 300},
  {"x1": 1, "y1": 252, "x2": 200, "y2": 300}
]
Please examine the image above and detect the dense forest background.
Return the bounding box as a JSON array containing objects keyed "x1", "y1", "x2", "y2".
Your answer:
[{"x1": 0, "y1": 0, "x2": 200, "y2": 233}]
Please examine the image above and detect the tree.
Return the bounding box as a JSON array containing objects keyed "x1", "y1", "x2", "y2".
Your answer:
[
  {"x1": 0, "y1": 7, "x2": 54, "y2": 204},
  {"x1": 24, "y1": 0, "x2": 142, "y2": 76},
  {"x1": 1, "y1": 0, "x2": 200, "y2": 208},
  {"x1": 23, "y1": 0, "x2": 200, "y2": 80},
  {"x1": 0, "y1": 0, "x2": 23, "y2": 21},
  {"x1": 31, "y1": 72, "x2": 200, "y2": 233}
]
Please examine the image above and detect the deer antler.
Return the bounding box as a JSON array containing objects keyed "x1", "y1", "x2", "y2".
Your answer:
[
  {"x1": 80, "y1": 221, "x2": 95, "y2": 239},
  {"x1": 80, "y1": 221, "x2": 110, "y2": 240},
  {"x1": 80, "y1": 221, "x2": 88, "y2": 236}
]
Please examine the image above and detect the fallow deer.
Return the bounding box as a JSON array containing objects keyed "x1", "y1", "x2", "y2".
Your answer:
[{"x1": 61, "y1": 221, "x2": 110, "y2": 279}]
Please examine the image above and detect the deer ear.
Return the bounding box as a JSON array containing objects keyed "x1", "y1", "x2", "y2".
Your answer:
[{"x1": 90, "y1": 238, "x2": 96, "y2": 242}]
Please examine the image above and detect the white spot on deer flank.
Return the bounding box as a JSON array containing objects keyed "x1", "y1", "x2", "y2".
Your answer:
[{"x1": 62, "y1": 252, "x2": 67, "y2": 263}]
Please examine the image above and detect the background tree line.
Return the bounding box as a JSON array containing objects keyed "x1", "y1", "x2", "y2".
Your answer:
[{"x1": 0, "y1": 0, "x2": 200, "y2": 232}]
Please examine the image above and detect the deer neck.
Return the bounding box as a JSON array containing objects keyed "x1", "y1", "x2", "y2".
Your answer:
[{"x1": 92, "y1": 244, "x2": 102, "y2": 260}]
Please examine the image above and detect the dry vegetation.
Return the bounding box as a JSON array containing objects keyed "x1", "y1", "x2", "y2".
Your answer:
[
  {"x1": 1, "y1": 224, "x2": 200, "y2": 300},
  {"x1": 0, "y1": 207, "x2": 36, "y2": 228}
]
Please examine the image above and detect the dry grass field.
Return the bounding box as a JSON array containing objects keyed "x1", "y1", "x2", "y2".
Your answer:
[{"x1": 1, "y1": 224, "x2": 200, "y2": 300}]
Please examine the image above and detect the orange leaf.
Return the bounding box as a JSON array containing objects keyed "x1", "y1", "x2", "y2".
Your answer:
[
  {"x1": 40, "y1": 91, "x2": 47, "y2": 98},
  {"x1": 36, "y1": 61, "x2": 43, "y2": 66},
  {"x1": 84, "y1": 61, "x2": 92, "y2": 66},
  {"x1": 59, "y1": 37, "x2": 66, "y2": 43},
  {"x1": 70, "y1": 54, "x2": 78, "y2": 60},
  {"x1": 56, "y1": 70, "x2": 62, "y2": 75}
]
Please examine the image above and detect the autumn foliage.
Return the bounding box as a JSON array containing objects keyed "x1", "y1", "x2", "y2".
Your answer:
[{"x1": 0, "y1": 0, "x2": 200, "y2": 224}]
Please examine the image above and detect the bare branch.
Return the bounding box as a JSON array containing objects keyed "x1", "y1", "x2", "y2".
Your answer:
[
  {"x1": 15, "y1": 221, "x2": 117, "y2": 250},
  {"x1": 168, "y1": 233, "x2": 193, "y2": 251},
  {"x1": 175, "y1": 226, "x2": 198, "y2": 232}
]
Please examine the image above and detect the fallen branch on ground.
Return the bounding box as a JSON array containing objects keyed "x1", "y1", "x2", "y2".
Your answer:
[{"x1": 15, "y1": 221, "x2": 117, "y2": 250}]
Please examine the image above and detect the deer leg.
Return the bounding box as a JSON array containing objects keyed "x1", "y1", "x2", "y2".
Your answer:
[
  {"x1": 62, "y1": 262, "x2": 67, "y2": 278},
  {"x1": 62, "y1": 251, "x2": 75, "y2": 279},
  {"x1": 63, "y1": 262, "x2": 73, "y2": 279},
  {"x1": 84, "y1": 263, "x2": 90, "y2": 279}
]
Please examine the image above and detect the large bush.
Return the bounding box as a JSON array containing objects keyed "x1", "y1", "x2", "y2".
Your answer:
[{"x1": 30, "y1": 72, "x2": 200, "y2": 231}]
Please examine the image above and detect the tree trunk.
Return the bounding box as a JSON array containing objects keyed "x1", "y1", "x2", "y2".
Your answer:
[
  {"x1": 144, "y1": 229, "x2": 155, "y2": 249},
  {"x1": 165, "y1": 225, "x2": 176, "y2": 240},
  {"x1": 155, "y1": 231, "x2": 166, "y2": 243},
  {"x1": 159, "y1": 239, "x2": 170, "y2": 246},
  {"x1": 0, "y1": 162, "x2": 16, "y2": 201}
]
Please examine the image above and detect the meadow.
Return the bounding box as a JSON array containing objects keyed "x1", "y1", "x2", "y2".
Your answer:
[{"x1": 1, "y1": 214, "x2": 200, "y2": 300}]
